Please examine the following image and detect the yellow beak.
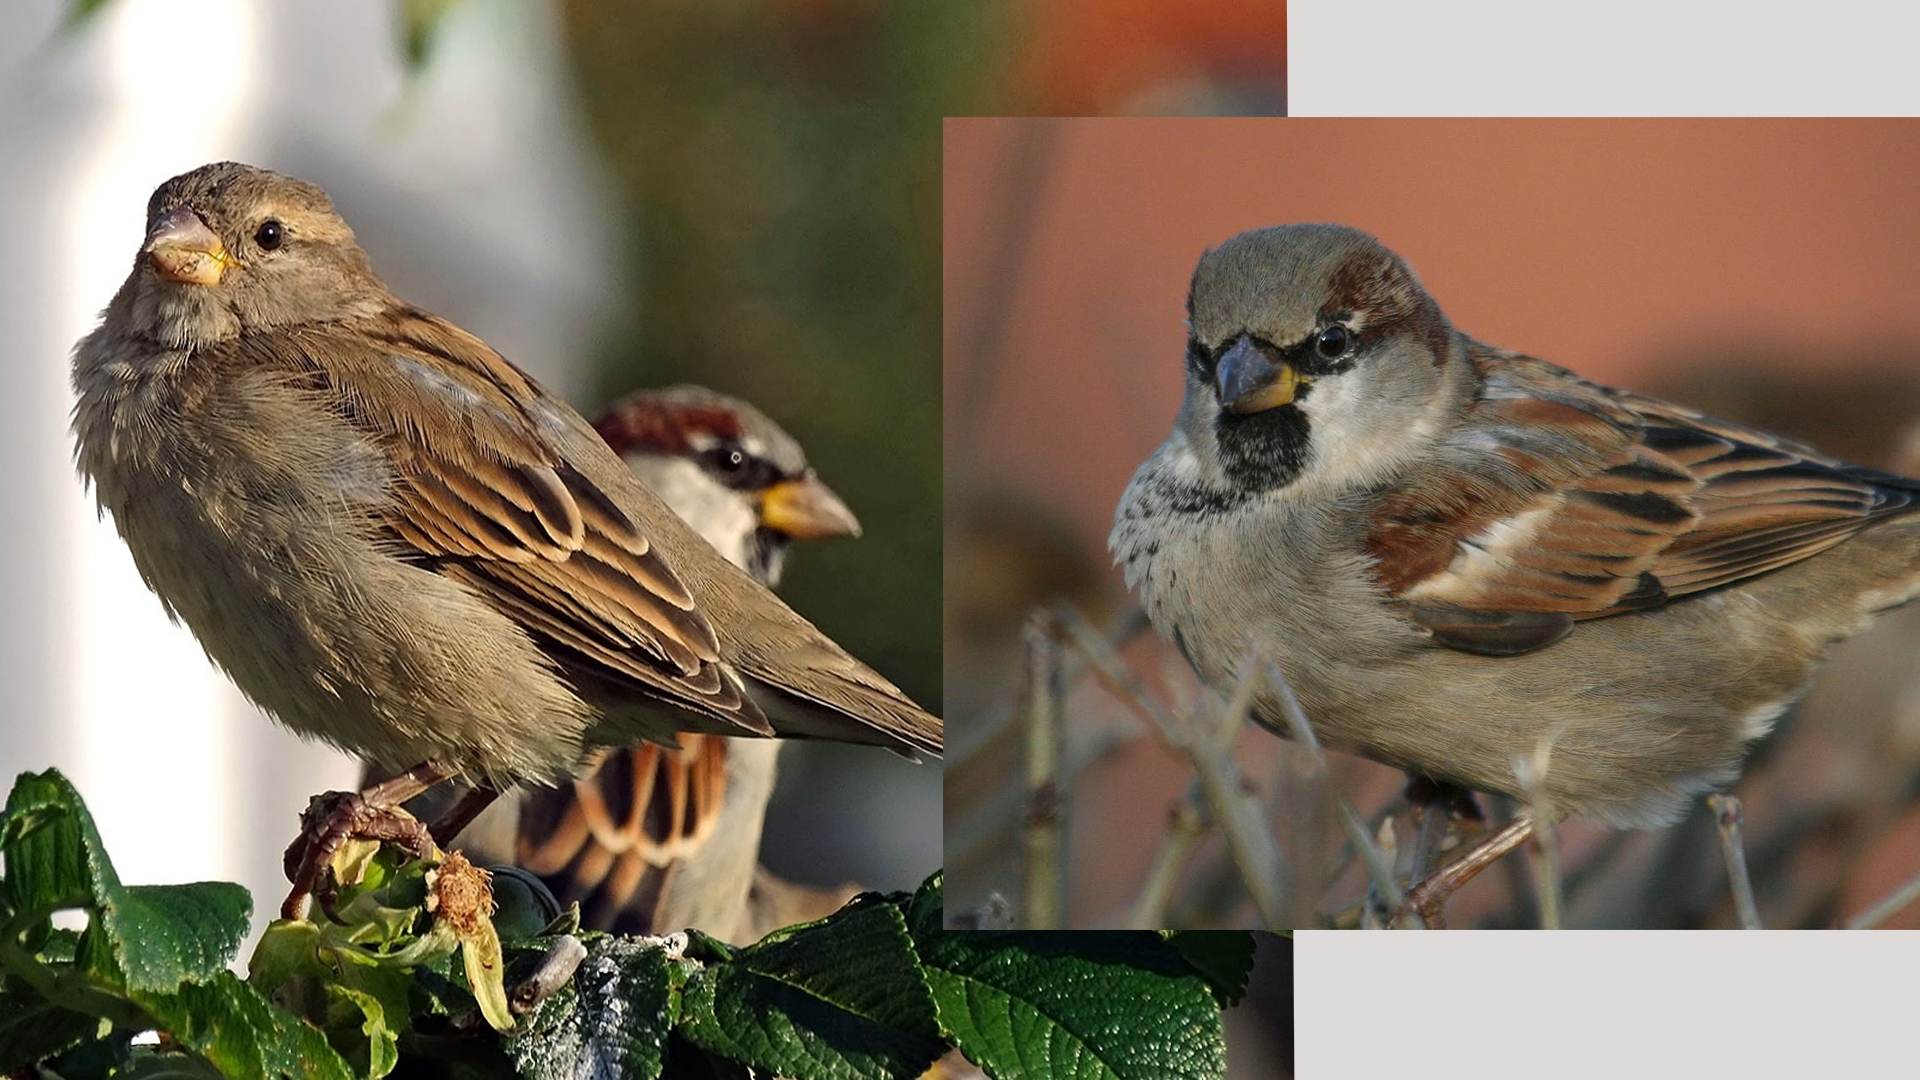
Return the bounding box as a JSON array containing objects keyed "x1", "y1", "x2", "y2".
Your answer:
[
  {"x1": 145, "y1": 206, "x2": 232, "y2": 285},
  {"x1": 1215, "y1": 336, "x2": 1306, "y2": 414},
  {"x1": 759, "y1": 475, "x2": 861, "y2": 540}
]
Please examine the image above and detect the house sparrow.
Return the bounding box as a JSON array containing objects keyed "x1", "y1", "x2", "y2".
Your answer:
[
  {"x1": 1111, "y1": 224, "x2": 1920, "y2": 914},
  {"x1": 70, "y1": 163, "x2": 940, "y2": 915},
  {"x1": 449, "y1": 386, "x2": 865, "y2": 940}
]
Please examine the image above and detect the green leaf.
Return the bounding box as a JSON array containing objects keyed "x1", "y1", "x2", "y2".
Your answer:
[
  {"x1": 0, "y1": 991, "x2": 104, "y2": 1070},
  {"x1": 3, "y1": 770, "x2": 250, "y2": 993},
  {"x1": 42, "y1": 1027, "x2": 137, "y2": 1080},
  {"x1": 333, "y1": 984, "x2": 400, "y2": 1078},
  {"x1": 132, "y1": 971, "x2": 355, "y2": 1080},
  {"x1": 458, "y1": 909, "x2": 513, "y2": 1033},
  {"x1": 248, "y1": 920, "x2": 409, "y2": 1079},
  {"x1": 115, "y1": 1049, "x2": 230, "y2": 1079},
  {"x1": 679, "y1": 898, "x2": 944, "y2": 1080},
  {"x1": 506, "y1": 937, "x2": 680, "y2": 1080},
  {"x1": 909, "y1": 877, "x2": 1226, "y2": 1080},
  {"x1": 1162, "y1": 932, "x2": 1258, "y2": 1008},
  {"x1": 113, "y1": 883, "x2": 256, "y2": 992},
  {"x1": 904, "y1": 872, "x2": 942, "y2": 940}
]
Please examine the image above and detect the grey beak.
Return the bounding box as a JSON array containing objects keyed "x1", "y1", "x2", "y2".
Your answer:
[{"x1": 1214, "y1": 336, "x2": 1304, "y2": 415}]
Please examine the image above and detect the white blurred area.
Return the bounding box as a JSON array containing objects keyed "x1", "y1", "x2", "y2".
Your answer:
[{"x1": 0, "y1": 0, "x2": 621, "y2": 947}]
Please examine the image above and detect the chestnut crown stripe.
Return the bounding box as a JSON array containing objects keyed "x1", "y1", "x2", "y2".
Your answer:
[{"x1": 596, "y1": 401, "x2": 745, "y2": 456}]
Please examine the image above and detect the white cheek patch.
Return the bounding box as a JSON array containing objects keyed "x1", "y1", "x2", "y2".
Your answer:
[
  {"x1": 1291, "y1": 373, "x2": 1440, "y2": 498},
  {"x1": 625, "y1": 455, "x2": 758, "y2": 570}
]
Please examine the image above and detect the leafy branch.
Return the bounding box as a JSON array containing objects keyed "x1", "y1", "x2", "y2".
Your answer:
[{"x1": 0, "y1": 769, "x2": 1250, "y2": 1079}]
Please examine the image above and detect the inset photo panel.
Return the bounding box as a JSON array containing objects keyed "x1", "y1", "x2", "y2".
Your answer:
[{"x1": 944, "y1": 117, "x2": 1920, "y2": 932}]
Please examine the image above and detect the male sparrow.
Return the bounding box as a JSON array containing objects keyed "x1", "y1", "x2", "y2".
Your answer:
[
  {"x1": 455, "y1": 385, "x2": 865, "y2": 940},
  {"x1": 1111, "y1": 224, "x2": 1920, "y2": 912},
  {"x1": 70, "y1": 163, "x2": 939, "y2": 915}
]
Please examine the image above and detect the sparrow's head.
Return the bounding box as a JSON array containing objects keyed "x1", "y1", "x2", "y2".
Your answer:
[
  {"x1": 595, "y1": 385, "x2": 860, "y2": 586},
  {"x1": 1177, "y1": 224, "x2": 1468, "y2": 498},
  {"x1": 121, "y1": 162, "x2": 383, "y2": 348}
]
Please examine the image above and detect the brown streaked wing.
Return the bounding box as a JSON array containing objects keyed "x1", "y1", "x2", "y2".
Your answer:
[
  {"x1": 273, "y1": 312, "x2": 770, "y2": 734},
  {"x1": 1368, "y1": 348, "x2": 1919, "y2": 656}
]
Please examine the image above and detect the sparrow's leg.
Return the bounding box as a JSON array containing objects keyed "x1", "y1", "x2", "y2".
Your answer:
[
  {"x1": 1404, "y1": 776, "x2": 1486, "y2": 887},
  {"x1": 426, "y1": 783, "x2": 503, "y2": 848},
  {"x1": 281, "y1": 760, "x2": 458, "y2": 920},
  {"x1": 1402, "y1": 815, "x2": 1535, "y2": 928}
]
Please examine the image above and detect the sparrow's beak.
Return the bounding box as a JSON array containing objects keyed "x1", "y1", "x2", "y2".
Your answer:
[
  {"x1": 759, "y1": 474, "x2": 862, "y2": 539},
  {"x1": 1216, "y1": 336, "x2": 1304, "y2": 414},
  {"x1": 145, "y1": 207, "x2": 232, "y2": 285}
]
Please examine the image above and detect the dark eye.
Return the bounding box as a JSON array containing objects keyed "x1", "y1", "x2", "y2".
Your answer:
[
  {"x1": 700, "y1": 444, "x2": 781, "y2": 490},
  {"x1": 1316, "y1": 324, "x2": 1350, "y2": 359},
  {"x1": 704, "y1": 446, "x2": 747, "y2": 476},
  {"x1": 1185, "y1": 337, "x2": 1214, "y2": 376},
  {"x1": 254, "y1": 220, "x2": 284, "y2": 251}
]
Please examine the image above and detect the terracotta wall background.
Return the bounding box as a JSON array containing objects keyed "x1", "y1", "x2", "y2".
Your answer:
[{"x1": 947, "y1": 117, "x2": 1920, "y2": 559}]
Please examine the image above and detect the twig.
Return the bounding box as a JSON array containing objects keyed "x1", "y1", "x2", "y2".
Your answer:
[
  {"x1": 1059, "y1": 617, "x2": 1289, "y2": 928},
  {"x1": 1512, "y1": 741, "x2": 1563, "y2": 930},
  {"x1": 1019, "y1": 610, "x2": 1066, "y2": 930},
  {"x1": 1845, "y1": 866, "x2": 1920, "y2": 929},
  {"x1": 1054, "y1": 606, "x2": 1186, "y2": 741},
  {"x1": 1128, "y1": 779, "x2": 1208, "y2": 929},
  {"x1": 509, "y1": 934, "x2": 587, "y2": 1015},
  {"x1": 1261, "y1": 663, "x2": 1407, "y2": 927},
  {"x1": 1706, "y1": 794, "x2": 1762, "y2": 929},
  {"x1": 949, "y1": 608, "x2": 1152, "y2": 764},
  {"x1": 1179, "y1": 660, "x2": 1288, "y2": 929}
]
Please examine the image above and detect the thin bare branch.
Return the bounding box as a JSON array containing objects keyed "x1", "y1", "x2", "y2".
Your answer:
[
  {"x1": 1055, "y1": 607, "x2": 1286, "y2": 927},
  {"x1": 1128, "y1": 780, "x2": 1208, "y2": 930},
  {"x1": 1706, "y1": 794, "x2": 1762, "y2": 929},
  {"x1": 1019, "y1": 610, "x2": 1066, "y2": 929},
  {"x1": 1845, "y1": 866, "x2": 1920, "y2": 929},
  {"x1": 1261, "y1": 663, "x2": 1406, "y2": 926},
  {"x1": 1183, "y1": 674, "x2": 1288, "y2": 929},
  {"x1": 1512, "y1": 742, "x2": 1563, "y2": 929}
]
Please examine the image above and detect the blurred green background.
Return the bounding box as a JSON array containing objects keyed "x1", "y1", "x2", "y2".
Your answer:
[
  {"x1": 555, "y1": 0, "x2": 1015, "y2": 714},
  {"x1": 547, "y1": 0, "x2": 1022, "y2": 881}
]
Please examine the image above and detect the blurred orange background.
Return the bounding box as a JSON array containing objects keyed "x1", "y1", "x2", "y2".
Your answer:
[{"x1": 945, "y1": 118, "x2": 1920, "y2": 929}]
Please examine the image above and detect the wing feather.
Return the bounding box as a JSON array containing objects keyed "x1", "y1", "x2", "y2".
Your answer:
[
  {"x1": 267, "y1": 313, "x2": 770, "y2": 736},
  {"x1": 1368, "y1": 345, "x2": 1920, "y2": 655}
]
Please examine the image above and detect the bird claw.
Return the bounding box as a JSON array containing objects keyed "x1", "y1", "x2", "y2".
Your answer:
[{"x1": 280, "y1": 790, "x2": 437, "y2": 921}]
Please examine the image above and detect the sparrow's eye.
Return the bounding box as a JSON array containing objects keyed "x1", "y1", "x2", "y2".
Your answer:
[
  {"x1": 254, "y1": 219, "x2": 285, "y2": 251},
  {"x1": 704, "y1": 446, "x2": 747, "y2": 476},
  {"x1": 699, "y1": 444, "x2": 782, "y2": 491},
  {"x1": 1185, "y1": 337, "x2": 1214, "y2": 377},
  {"x1": 1316, "y1": 324, "x2": 1351, "y2": 359}
]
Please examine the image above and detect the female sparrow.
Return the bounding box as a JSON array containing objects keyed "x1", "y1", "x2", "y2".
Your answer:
[
  {"x1": 70, "y1": 163, "x2": 939, "y2": 916},
  {"x1": 1111, "y1": 223, "x2": 1920, "y2": 916}
]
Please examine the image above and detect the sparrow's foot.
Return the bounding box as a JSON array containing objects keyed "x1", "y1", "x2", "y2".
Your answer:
[
  {"x1": 1404, "y1": 776, "x2": 1488, "y2": 888},
  {"x1": 1401, "y1": 815, "x2": 1535, "y2": 929},
  {"x1": 280, "y1": 760, "x2": 458, "y2": 920}
]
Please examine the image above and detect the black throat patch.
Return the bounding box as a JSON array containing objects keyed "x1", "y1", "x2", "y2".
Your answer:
[{"x1": 1214, "y1": 405, "x2": 1311, "y2": 493}]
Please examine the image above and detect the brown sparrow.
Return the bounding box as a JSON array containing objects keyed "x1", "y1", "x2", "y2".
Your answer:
[
  {"x1": 1111, "y1": 224, "x2": 1920, "y2": 911},
  {"x1": 70, "y1": 163, "x2": 939, "y2": 915},
  {"x1": 449, "y1": 386, "x2": 864, "y2": 940}
]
